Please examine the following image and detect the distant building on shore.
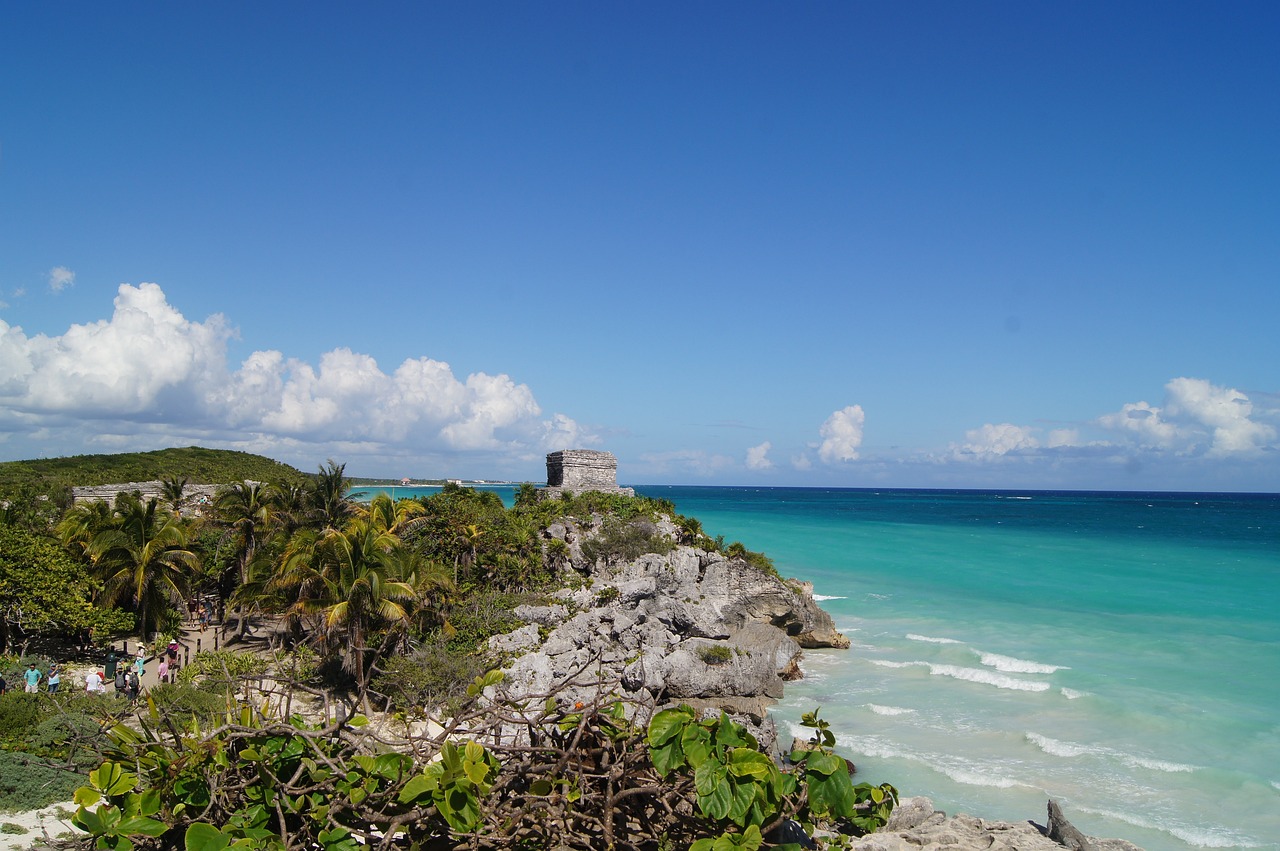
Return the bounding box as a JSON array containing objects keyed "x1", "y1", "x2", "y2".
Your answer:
[{"x1": 540, "y1": 449, "x2": 634, "y2": 499}]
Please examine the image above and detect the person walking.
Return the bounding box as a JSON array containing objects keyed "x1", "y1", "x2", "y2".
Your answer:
[
  {"x1": 158, "y1": 656, "x2": 169, "y2": 685},
  {"x1": 47, "y1": 664, "x2": 61, "y2": 694},
  {"x1": 126, "y1": 669, "x2": 140, "y2": 705},
  {"x1": 134, "y1": 650, "x2": 146, "y2": 678},
  {"x1": 85, "y1": 670, "x2": 104, "y2": 694},
  {"x1": 23, "y1": 663, "x2": 41, "y2": 693}
]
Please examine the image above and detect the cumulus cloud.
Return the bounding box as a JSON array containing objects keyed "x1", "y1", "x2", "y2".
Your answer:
[
  {"x1": 745, "y1": 441, "x2": 773, "y2": 470},
  {"x1": 818, "y1": 405, "x2": 865, "y2": 464},
  {"x1": 0, "y1": 282, "x2": 590, "y2": 468},
  {"x1": 953, "y1": 423, "x2": 1041, "y2": 460},
  {"x1": 48, "y1": 266, "x2": 76, "y2": 293},
  {"x1": 1097, "y1": 377, "x2": 1274, "y2": 456}
]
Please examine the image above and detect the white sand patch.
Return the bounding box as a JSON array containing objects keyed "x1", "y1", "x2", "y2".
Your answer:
[{"x1": 0, "y1": 801, "x2": 81, "y2": 851}]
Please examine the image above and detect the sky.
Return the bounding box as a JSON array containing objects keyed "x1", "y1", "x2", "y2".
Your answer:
[{"x1": 1, "y1": 2, "x2": 1278, "y2": 491}]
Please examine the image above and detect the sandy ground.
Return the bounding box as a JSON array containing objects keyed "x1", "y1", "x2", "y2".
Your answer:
[{"x1": 0, "y1": 802, "x2": 81, "y2": 851}]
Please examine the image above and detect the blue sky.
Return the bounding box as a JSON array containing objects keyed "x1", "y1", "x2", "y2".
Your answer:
[{"x1": 2, "y1": 2, "x2": 1277, "y2": 491}]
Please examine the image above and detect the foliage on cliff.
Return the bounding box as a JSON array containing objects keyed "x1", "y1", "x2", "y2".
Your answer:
[{"x1": 66, "y1": 670, "x2": 895, "y2": 851}]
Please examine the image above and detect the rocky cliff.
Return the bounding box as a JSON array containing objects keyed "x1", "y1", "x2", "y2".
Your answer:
[{"x1": 489, "y1": 515, "x2": 848, "y2": 722}]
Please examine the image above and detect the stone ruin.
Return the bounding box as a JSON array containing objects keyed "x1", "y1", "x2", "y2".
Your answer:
[{"x1": 540, "y1": 449, "x2": 634, "y2": 499}]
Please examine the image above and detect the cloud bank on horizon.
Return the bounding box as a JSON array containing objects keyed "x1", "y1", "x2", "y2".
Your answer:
[
  {"x1": 0, "y1": 282, "x2": 595, "y2": 472},
  {"x1": 0, "y1": 282, "x2": 1274, "y2": 489}
]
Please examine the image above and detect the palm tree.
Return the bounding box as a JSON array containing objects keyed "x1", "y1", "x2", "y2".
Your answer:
[
  {"x1": 58, "y1": 498, "x2": 116, "y2": 561},
  {"x1": 159, "y1": 476, "x2": 190, "y2": 515},
  {"x1": 88, "y1": 494, "x2": 196, "y2": 646},
  {"x1": 279, "y1": 519, "x2": 414, "y2": 699},
  {"x1": 364, "y1": 492, "x2": 429, "y2": 540},
  {"x1": 214, "y1": 481, "x2": 277, "y2": 637},
  {"x1": 307, "y1": 460, "x2": 356, "y2": 532}
]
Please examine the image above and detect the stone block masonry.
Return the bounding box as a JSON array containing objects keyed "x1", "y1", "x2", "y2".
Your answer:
[{"x1": 541, "y1": 449, "x2": 634, "y2": 498}]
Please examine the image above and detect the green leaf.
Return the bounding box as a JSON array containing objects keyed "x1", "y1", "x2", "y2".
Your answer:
[
  {"x1": 647, "y1": 706, "x2": 694, "y2": 747},
  {"x1": 73, "y1": 807, "x2": 106, "y2": 835},
  {"x1": 727, "y1": 748, "x2": 772, "y2": 779},
  {"x1": 689, "y1": 840, "x2": 715, "y2": 851},
  {"x1": 74, "y1": 787, "x2": 103, "y2": 808},
  {"x1": 649, "y1": 739, "x2": 685, "y2": 777},
  {"x1": 803, "y1": 751, "x2": 844, "y2": 778},
  {"x1": 116, "y1": 816, "x2": 169, "y2": 838},
  {"x1": 185, "y1": 823, "x2": 231, "y2": 851},
  {"x1": 398, "y1": 774, "x2": 437, "y2": 804},
  {"x1": 90, "y1": 763, "x2": 138, "y2": 797},
  {"x1": 681, "y1": 723, "x2": 712, "y2": 768}
]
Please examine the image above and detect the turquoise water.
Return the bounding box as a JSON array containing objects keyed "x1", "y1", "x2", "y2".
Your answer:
[{"x1": 635, "y1": 487, "x2": 1280, "y2": 851}]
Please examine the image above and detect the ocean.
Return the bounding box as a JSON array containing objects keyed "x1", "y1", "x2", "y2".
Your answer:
[
  {"x1": 633, "y1": 486, "x2": 1280, "y2": 851},
  {"x1": 352, "y1": 484, "x2": 1280, "y2": 850}
]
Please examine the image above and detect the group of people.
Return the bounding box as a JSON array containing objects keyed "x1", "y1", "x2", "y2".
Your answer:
[{"x1": 1, "y1": 640, "x2": 185, "y2": 705}]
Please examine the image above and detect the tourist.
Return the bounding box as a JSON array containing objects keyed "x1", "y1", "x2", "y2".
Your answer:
[
  {"x1": 24, "y1": 663, "x2": 41, "y2": 693},
  {"x1": 134, "y1": 650, "x2": 146, "y2": 678},
  {"x1": 126, "y1": 669, "x2": 140, "y2": 704},
  {"x1": 158, "y1": 656, "x2": 169, "y2": 684},
  {"x1": 85, "y1": 669, "x2": 104, "y2": 694},
  {"x1": 114, "y1": 668, "x2": 128, "y2": 696},
  {"x1": 47, "y1": 664, "x2": 61, "y2": 694}
]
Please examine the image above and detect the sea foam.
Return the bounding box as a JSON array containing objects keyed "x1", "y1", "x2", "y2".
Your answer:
[
  {"x1": 1073, "y1": 804, "x2": 1264, "y2": 849},
  {"x1": 927, "y1": 664, "x2": 1051, "y2": 692},
  {"x1": 1026, "y1": 733, "x2": 1196, "y2": 773},
  {"x1": 812, "y1": 594, "x2": 848, "y2": 601},
  {"x1": 866, "y1": 703, "x2": 914, "y2": 716},
  {"x1": 906, "y1": 633, "x2": 962, "y2": 645},
  {"x1": 978, "y1": 651, "x2": 1067, "y2": 674}
]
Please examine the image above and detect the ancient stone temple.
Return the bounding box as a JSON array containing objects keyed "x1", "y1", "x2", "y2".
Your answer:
[{"x1": 541, "y1": 449, "x2": 634, "y2": 498}]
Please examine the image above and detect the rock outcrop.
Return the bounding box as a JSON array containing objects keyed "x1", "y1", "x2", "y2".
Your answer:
[
  {"x1": 490, "y1": 517, "x2": 848, "y2": 722},
  {"x1": 855, "y1": 797, "x2": 1142, "y2": 851}
]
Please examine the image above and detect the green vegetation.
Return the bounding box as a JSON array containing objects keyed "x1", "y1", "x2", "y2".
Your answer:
[
  {"x1": 0, "y1": 448, "x2": 896, "y2": 846},
  {"x1": 0, "y1": 447, "x2": 307, "y2": 493},
  {"x1": 65, "y1": 680, "x2": 893, "y2": 851},
  {"x1": 697, "y1": 644, "x2": 734, "y2": 665}
]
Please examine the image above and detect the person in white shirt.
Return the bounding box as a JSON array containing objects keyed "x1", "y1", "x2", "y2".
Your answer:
[{"x1": 85, "y1": 670, "x2": 105, "y2": 693}]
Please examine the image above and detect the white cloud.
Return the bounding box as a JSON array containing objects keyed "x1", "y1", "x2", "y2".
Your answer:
[
  {"x1": 1097, "y1": 377, "x2": 1274, "y2": 456},
  {"x1": 953, "y1": 423, "x2": 1040, "y2": 460},
  {"x1": 818, "y1": 405, "x2": 865, "y2": 464},
  {"x1": 1164, "y1": 377, "x2": 1274, "y2": 455},
  {"x1": 1046, "y1": 428, "x2": 1079, "y2": 448},
  {"x1": 0, "y1": 282, "x2": 589, "y2": 470},
  {"x1": 791, "y1": 454, "x2": 812, "y2": 471},
  {"x1": 48, "y1": 266, "x2": 76, "y2": 293},
  {"x1": 745, "y1": 441, "x2": 773, "y2": 470}
]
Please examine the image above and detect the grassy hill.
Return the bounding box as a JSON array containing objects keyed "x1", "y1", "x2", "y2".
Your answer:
[{"x1": 0, "y1": 446, "x2": 309, "y2": 491}]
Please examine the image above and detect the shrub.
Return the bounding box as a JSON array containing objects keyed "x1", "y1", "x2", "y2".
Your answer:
[
  {"x1": 369, "y1": 643, "x2": 489, "y2": 716},
  {"x1": 580, "y1": 517, "x2": 674, "y2": 565},
  {"x1": 696, "y1": 644, "x2": 733, "y2": 666},
  {"x1": 147, "y1": 682, "x2": 231, "y2": 726},
  {"x1": 443, "y1": 590, "x2": 536, "y2": 655},
  {"x1": 0, "y1": 693, "x2": 43, "y2": 744},
  {"x1": 0, "y1": 751, "x2": 83, "y2": 814},
  {"x1": 175, "y1": 649, "x2": 268, "y2": 687}
]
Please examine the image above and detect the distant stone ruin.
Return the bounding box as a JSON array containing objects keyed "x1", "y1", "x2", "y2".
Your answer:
[
  {"x1": 541, "y1": 450, "x2": 634, "y2": 499},
  {"x1": 71, "y1": 481, "x2": 229, "y2": 516}
]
